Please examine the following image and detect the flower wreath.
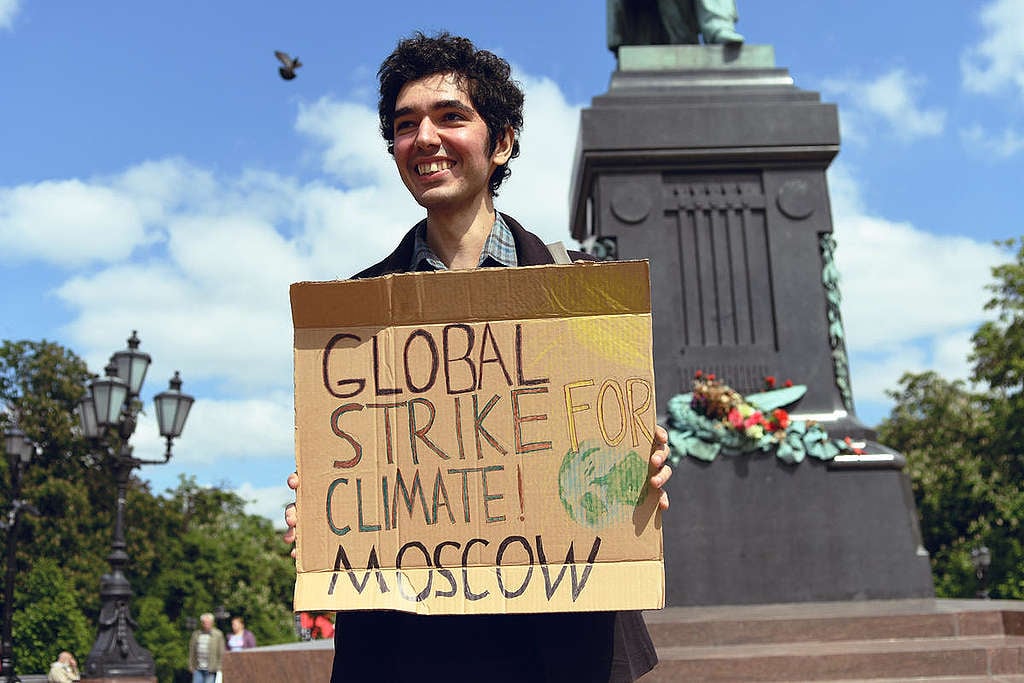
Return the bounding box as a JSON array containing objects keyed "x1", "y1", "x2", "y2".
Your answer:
[{"x1": 665, "y1": 372, "x2": 861, "y2": 466}]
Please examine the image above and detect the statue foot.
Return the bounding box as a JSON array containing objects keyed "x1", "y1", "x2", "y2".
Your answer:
[{"x1": 705, "y1": 28, "x2": 744, "y2": 45}]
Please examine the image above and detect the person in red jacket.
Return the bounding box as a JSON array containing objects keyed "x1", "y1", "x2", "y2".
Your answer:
[{"x1": 298, "y1": 612, "x2": 335, "y2": 640}]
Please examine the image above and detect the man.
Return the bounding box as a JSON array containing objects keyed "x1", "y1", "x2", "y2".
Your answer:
[
  {"x1": 187, "y1": 613, "x2": 225, "y2": 683},
  {"x1": 285, "y1": 31, "x2": 673, "y2": 682},
  {"x1": 47, "y1": 651, "x2": 80, "y2": 683}
]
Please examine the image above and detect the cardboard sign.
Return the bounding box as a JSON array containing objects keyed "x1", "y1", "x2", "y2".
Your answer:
[{"x1": 291, "y1": 261, "x2": 663, "y2": 615}]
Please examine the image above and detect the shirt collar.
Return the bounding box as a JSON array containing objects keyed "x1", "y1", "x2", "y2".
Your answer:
[{"x1": 410, "y1": 212, "x2": 518, "y2": 271}]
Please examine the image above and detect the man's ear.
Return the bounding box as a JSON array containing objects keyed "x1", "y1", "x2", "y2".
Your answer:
[{"x1": 491, "y1": 126, "x2": 515, "y2": 165}]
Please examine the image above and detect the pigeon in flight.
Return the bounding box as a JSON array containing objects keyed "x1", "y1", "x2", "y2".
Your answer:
[{"x1": 275, "y1": 51, "x2": 302, "y2": 80}]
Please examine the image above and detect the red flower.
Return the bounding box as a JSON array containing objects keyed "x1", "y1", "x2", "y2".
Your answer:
[
  {"x1": 772, "y1": 408, "x2": 789, "y2": 429},
  {"x1": 728, "y1": 407, "x2": 743, "y2": 428},
  {"x1": 764, "y1": 375, "x2": 776, "y2": 388},
  {"x1": 784, "y1": 379, "x2": 794, "y2": 387},
  {"x1": 743, "y1": 411, "x2": 765, "y2": 429},
  {"x1": 707, "y1": 373, "x2": 716, "y2": 381},
  {"x1": 695, "y1": 369, "x2": 703, "y2": 378}
]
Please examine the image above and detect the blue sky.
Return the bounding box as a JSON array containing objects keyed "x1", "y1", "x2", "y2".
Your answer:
[{"x1": 2, "y1": 1, "x2": 1022, "y2": 521}]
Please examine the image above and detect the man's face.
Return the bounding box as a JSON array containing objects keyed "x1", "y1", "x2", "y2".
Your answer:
[
  {"x1": 201, "y1": 615, "x2": 213, "y2": 631},
  {"x1": 391, "y1": 73, "x2": 512, "y2": 213}
]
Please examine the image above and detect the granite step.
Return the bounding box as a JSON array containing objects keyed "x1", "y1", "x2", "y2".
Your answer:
[
  {"x1": 822, "y1": 677, "x2": 1024, "y2": 683},
  {"x1": 645, "y1": 599, "x2": 1024, "y2": 648},
  {"x1": 642, "y1": 634, "x2": 1024, "y2": 681}
]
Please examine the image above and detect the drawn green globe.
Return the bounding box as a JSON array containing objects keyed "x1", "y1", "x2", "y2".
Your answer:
[{"x1": 558, "y1": 441, "x2": 648, "y2": 529}]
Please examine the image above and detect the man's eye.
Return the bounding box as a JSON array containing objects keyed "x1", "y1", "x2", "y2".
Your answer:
[
  {"x1": 443, "y1": 112, "x2": 466, "y2": 122},
  {"x1": 394, "y1": 120, "x2": 414, "y2": 132}
]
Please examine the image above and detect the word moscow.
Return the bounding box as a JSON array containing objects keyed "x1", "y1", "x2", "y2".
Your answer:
[{"x1": 291, "y1": 262, "x2": 665, "y2": 616}]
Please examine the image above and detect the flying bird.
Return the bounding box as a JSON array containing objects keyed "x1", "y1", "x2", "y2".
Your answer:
[{"x1": 275, "y1": 51, "x2": 302, "y2": 80}]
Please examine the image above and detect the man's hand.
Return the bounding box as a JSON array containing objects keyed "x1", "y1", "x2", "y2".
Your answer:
[
  {"x1": 649, "y1": 424, "x2": 672, "y2": 510},
  {"x1": 284, "y1": 472, "x2": 298, "y2": 559}
]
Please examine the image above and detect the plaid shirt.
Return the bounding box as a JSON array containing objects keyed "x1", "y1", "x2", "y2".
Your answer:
[{"x1": 410, "y1": 212, "x2": 518, "y2": 270}]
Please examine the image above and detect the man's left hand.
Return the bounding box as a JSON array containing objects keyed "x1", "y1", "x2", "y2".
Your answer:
[{"x1": 649, "y1": 424, "x2": 672, "y2": 510}]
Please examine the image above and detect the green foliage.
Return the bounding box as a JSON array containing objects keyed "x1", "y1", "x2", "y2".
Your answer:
[
  {"x1": 972, "y1": 238, "x2": 1024, "y2": 393},
  {"x1": 135, "y1": 595, "x2": 189, "y2": 683},
  {"x1": 1, "y1": 339, "x2": 297, "y2": 681},
  {"x1": 119, "y1": 476, "x2": 298, "y2": 681},
  {"x1": 2, "y1": 340, "x2": 115, "y2": 619},
  {"x1": 12, "y1": 558, "x2": 93, "y2": 673},
  {"x1": 879, "y1": 237, "x2": 1024, "y2": 599}
]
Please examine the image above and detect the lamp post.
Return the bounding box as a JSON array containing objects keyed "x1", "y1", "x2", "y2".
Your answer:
[
  {"x1": 78, "y1": 331, "x2": 194, "y2": 680},
  {"x1": 2, "y1": 427, "x2": 36, "y2": 683},
  {"x1": 970, "y1": 545, "x2": 991, "y2": 600}
]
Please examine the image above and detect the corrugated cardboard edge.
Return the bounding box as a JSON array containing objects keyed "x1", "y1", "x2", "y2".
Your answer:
[
  {"x1": 294, "y1": 560, "x2": 665, "y2": 615},
  {"x1": 290, "y1": 261, "x2": 651, "y2": 329}
]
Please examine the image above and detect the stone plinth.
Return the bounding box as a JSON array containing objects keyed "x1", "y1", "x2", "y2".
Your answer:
[{"x1": 664, "y1": 453, "x2": 932, "y2": 606}]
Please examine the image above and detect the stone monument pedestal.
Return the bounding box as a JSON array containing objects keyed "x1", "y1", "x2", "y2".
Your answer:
[{"x1": 571, "y1": 44, "x2": 934, "y2": 605}]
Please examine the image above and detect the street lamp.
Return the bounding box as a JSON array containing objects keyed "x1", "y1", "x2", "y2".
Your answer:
[
  {"x1": 78, "y1": 331, "x2": 193, "y2": 680},
  {"x1": 2, "y1": 427, "x2": 36, "y2": 683},
  {"x1": 970, "y1": 545, "x2": 992, "y2": 600}
]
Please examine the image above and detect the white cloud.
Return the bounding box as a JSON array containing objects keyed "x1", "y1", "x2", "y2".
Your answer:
[
  {"x1": 129, "y1": 393, "x2": 294, "y2": 465},
  {"x1": 295, "y1": 98, "x2": 397, "y2": 189},
  {"x1": 823, "y1": 69, "x2": 945, "y2": 143},
  {"x1": 498, "y1": 71, "x2": 583, "y2": 244},
  {"x1": 933, "y1": 327, "x2": 979, "y2": 380},
  {"x1": 827, "y1": 163, "x2": 1004, "y2": 416},
  {"x1": 0, "y1": 0, "x2": 19, "y2": 31},
  {"x1": 0, "y1": 180, "x2": 153, "y2": 266},
  {"x1": 830, "y1": 164, "x2": 1003, "y2": 352},
  {"x1": 236, "y1": 481, "x2": 294, "y2": 525},
  {"x1": 961, "y1": 124, "x2": 1024, "y2": 159},
  {"x1": 962, "y1": 0, "x2": 1024, "y2": 100},
  {"x1": 848, "y1": 346, "x2": 929, "y2": 410}
]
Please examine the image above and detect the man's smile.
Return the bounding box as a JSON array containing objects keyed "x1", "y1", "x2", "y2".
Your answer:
[{"x1": 416, "y1": 159, "x2": 455, "y2": 176}]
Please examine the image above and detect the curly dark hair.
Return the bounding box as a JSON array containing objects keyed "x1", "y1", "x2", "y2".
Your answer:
[{"x1": 378, "y1": 31, "x2": 524, "y2": 197}]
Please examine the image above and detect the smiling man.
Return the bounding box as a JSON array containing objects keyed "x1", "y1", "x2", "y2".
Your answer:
[{"x1": 285, "y1": 31, "x2": 672, "y2": 683}]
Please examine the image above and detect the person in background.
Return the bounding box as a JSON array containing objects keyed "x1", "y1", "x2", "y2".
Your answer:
[
  {"x1": 298, "y1": 611, "x2": 336, "y2": 640},
  {"x1": 47, "y1": 651, "x2": 80, "y2": 683},
  {"x1": 188, "y1": 612, "x2": 226, "y2": 683},
  {"x1": 226, "y1": 615, "x2": 256, "y2": 651}
]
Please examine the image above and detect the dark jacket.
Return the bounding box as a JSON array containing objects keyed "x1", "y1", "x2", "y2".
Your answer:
[{"x1": 333, "y1": 213, "x2": 658, "y2": 683}]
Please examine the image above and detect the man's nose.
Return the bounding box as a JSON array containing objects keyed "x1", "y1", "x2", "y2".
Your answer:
[{"x1": 414, "y1": 117, "x2": 441, "y2": 149}]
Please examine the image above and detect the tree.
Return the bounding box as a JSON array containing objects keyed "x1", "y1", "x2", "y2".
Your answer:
[
  {"x1": 879, "y1": 238, "x2": 1024, "y2": 599},
  {"x1": 2, "y1": 340, "x2": 296, "y2": 681},
  {"x1": 12, "y1": 557, "x2": 93, "y2": 674}
]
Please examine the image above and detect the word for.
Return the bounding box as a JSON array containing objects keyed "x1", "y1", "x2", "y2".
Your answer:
[{"x1": 327, "y1": 534, "x2": 602, "y2": 603}]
